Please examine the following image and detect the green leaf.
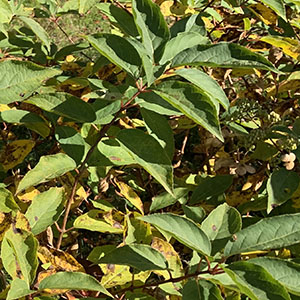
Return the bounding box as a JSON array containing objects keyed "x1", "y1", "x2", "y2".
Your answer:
[
  {"x1": 73, "y1": 209, "x2": 123, "y2": 234},
  {"x1": 175, "y1": 68, "x2": 229, "y2": 110},
  {"x1": 132, "y1": 0, "x2": 170, "y2": 59},
  {"x1": 224, "y1": 213, "x2": 300, "y2": 257},
  {"x1": 0, "y1": 60, "x2": 61, "y2": 104},
  {"x1": 116, "y1": 129, "x2": 173, "y2": 195},
  {"x1": 39, "y1": 272, "x2": 111, "y2": 296},
  {"x1": 7, "y1": 278, "x2": 34, "y2": 300},
  {"x1": 0, "y1": 0, "x2": 13, "y2": 23},
  {"x1": 260, "y1": 0, "x2": 286, "y2": 21},
  {"x1": 251, "y1": 141, "x2": 278, "y2": 161},
  {"x1": 159, "y1": 32, "x2": 208, "y2": 65},
  {"x1": 86, "y1": 33, "x2": 142, "y2": 78},
  {"x1": 97, "y1": 244, "x2": 168, "y2": 271},
  {"x1": 19, "y1": 16, "x2": 51, "y2": 51},
  {"x1": 171, "y1": 43, "x2": 277, "y2": 72},
  {"x1": 224, "y1": 261, "x2": 290, "y2": 300},
  {"x1": 79, "y1": 0, "x2": 98, "y2": 14},
  {"x1": 154, "y1": 81, "x2": 222, "y2": 141},
  {"x1": 170, "y1": 13, "x2": 206, "y2": 38},
  {"x1": 150, "y1": 187, "x2": 189, "y2": 212},
  {"x1": 17, "y1": 153, "x2": 76, "y2": 193},
  {"x1": 96, "y1": 3, "x2": 138, "y2": 37},
  {"x1": 140, "y1": 213, "x2": 211, "y2": 256},
  {"x1": 141, "y1": 108, "x2": 174, "y2": 160},
  {"x1": 0, "y1": 187, "x2": 19, "y2": 213},
  {"x1": 26, "y1": 93, "x2": 96, "y2": 123},
  {"x1": 182, "y1": 279, "x2": 223, "y2": 300},
  {"x1": 1, "y1": 236, "x2": 17, "y2": 281},
  {"x1": 55, "y1": 126, "x2": 86, "y2": 165},
  {"x1": 183, "y1": 205, "x2": 206, "y2": 223},
  {"x1": 25, "y1": 187, "x2": 64, "y2": 235},
  {"x1": 0, "y1": 109, "x2": 46, "y2": 123},
  {"x1": 267, "y1": 168, "x2": 300, "y2": 213},
  {"x1": 201, "y1": 203, "x2": 242, "y2": 255},
  {"x1": 190, "y1": 175, "x2": 233, "y2": 205},
  {"x1": 4, "y1": 228, "x2": 38, "y2": 285},
  {"x1": 250, "y1": 257, "x2": 300, "y2": 295}
]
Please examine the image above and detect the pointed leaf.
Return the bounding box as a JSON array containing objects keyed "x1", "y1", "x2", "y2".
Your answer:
[
  {"x1": 0, "y1": 187, "x2": 19, "y2": 213},
  {"x1": 141, "y1": 108, "x2": 174, "y2": 160},
  {"x1": 250, "y1": 257, "x2": 300, "y2": 295},
  {"x1": 182, "y1": 279, "x2": 223, "y2": 300},
  {"x1": 97, "y1": 244, "x2": 168, "y2": 271},
  {"x1": 171, "y1": 43, "x2": 277, "y2": 72},
  {"x1": 160, "y1": 32, "x2": 208, "y2": 65},
  {"x1": 26, "y1": 93, "x2": 95, "y2": 123},
  {"x1": 39, "y1": 272, "x2": 111, "y2": 296},
  {"x1": 4, "y1": 227, "x2": 38, "y2": 285},
  {"x1": 267, "y1": 168, "x2": 300, "y2": 212},
  {"x1": 140, "y1": 213, "x2": 211, "y2": 255},
  {"x1": 132, "y1": 0, "x2": 170, "y2": 58},
  {"x1": 86, "y1": 34, "x2": 142, "y2": 78},
  {"x1": 19, "y1": 16, "x2": 51, "y2": 51},
  {"x1": 25, "y1": 187, "x2": 65, "y2": 235},
  {"x1": 7, "y1": 278, "x2": 34, "y2": 300},
  {"x1": 0, "y1": 60, "x2": 61, "y2": 104},
  {"x1": 154, "y1": 81, "x2": 222, "y2": 141},
  {"x1": 175, "y1": 68, "x2": 229, "y2": 110},
  {"x1": 116, "y1": 129, "x2": 173, "y2": 195},
  {"x1": 202, "y1": 203, "x2": 241, "y2": 255},
  {"x1": 224, "y1": 213, "x2": 300, "y2": 257},
  {"x1": 17, "y1": 153, "x2": 76, "y2": 193},
  {"x1": 224, "y1": 261, "x2": 290, "y2": 300}
]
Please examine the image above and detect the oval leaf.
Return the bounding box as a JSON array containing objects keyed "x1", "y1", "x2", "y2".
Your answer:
[{"x1": 140, "y1": 213, "x2": 211, "y2": 256}]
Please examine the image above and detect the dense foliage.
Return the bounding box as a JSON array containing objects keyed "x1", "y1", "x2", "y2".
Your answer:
[{"x1": 1, "y1": 0, "x2": 300, "y2": 299}]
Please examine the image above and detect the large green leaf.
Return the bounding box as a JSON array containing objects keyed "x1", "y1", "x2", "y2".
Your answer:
[
  {"x1": 7, "y1": 278, "x2": 34, "y2": 300},
  {"x1": 86, "y1": 34, "x2": 142, "y2": 78},
  {"x1": 39, "y1": 272, "x2": 111, "y2": 296},
  {"x1": 224, "y1": 261, "x2": 290, "y2": 300},
  {"x1": 175, "y1": 68, "x2": 229, "y2": 110},
  {"x1": 201, "y1": 203, "x2": 241, "y2": 255},
  {"x1": 26, "y1": 93, "x2": 95, "y2": 123},
  {"x1": 250, "y1": 257, "x2": 300, "y2": 295},
  {"x1": 132, "y1": 0, "x2": 170, "y2": 59},
  {"x1": 0, "y1": 110, "x2": 46, "y2": 123},
  {"x1": 96, "y1": 3, "x2": 138, "y2": 37},
  {"x1": 154, "y1": 81, "x2": 222, "y2": 141},
  {"x1": 190, "y1": 175, "x2": 233, "y2": 205},
  {"x1": 224, "y1": 213, "x2": 300, "y2": 257},
  {"x1": 171, "y1": 43, "x2": 277, "y2": 72},
  {"x1": 141, "y1": 108, "x2": 174, "y2": 160},
  {"x1": 25, "y1": 187, "x2": 65, "y2": 235},
  {"x1": 55, "y1": 126, "x2": 86, "y2": 165},
  {"x1": 159, "y1": 32, "x2": 208, "y2": 65},
  {"x1": 267, "y1": 168, "x2": 299, "y2": 213},
  {"x1": 140, "y1": 213, "x2": 211, "y2": 255},
  {"x1": 182, "y1": 279, "x2": 222, "y2": 300},
  {"x1": 97, "y1": 244, "x2": 168, "y2": 271},
  {"x1": 4, "y1": 228, "x2": 38, "y2": 285},
  {"x1": 17, "y1": 153, "x2": 76, "y2": 193},
  {"x1": 0, "y1": 187, "x2": 19, "y2": 213},
  {"x1": 0, "y1": 60, "x2": 61, "y2": 104},
  {"x1": 19, "y1": 16, "x2": 51, "y2": 51},
  {"x1": 260, "y1": 0, "x2": 286, "y2": 21},
  {"x1": 116, "y1": 129, "x2": 173, "y2": 195}
]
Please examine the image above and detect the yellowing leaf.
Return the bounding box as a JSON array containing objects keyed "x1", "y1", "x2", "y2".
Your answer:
[
  {"x1": 160, "y1": 1, "x2": 173, "y2": 16},
  {"x1": 0, "y1": 213, "x2": 11, "y2": 242},
  {"x1": 262, "y1": 36, "x2": 300, "y2": 60},
  {"x1": 115, "y1": 181, "x2": 144, "y2": 215},
  {"x1": 0, "y1": 140, "x2": 35, "y2": 171},
  {"x1": 248, "y1": 3, "x2": 277, "y2": 25},
  {"x1": 17, "y1": 187, "x2": 41, "y2": 203},
  {"x1": 0, "y1": 104, "x2": 12, "y2": 112},
  {"x1": 15, "y1": 211, "x2": 31, "y2": 232},
  {"x1": 37, "y1": 246, "x2": 85, "y2": 272}
]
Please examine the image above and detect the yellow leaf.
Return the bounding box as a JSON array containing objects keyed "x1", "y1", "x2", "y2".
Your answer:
[
  {"x1": 248, "y1": 3, "x2": 277, "y2": 25},
  {"x1": 0, "y1": 140, "x2": 35, "y2": 171},
  {"x1": 160, "y1": 1, "x2": 173, "y2": 16},
  {"x1": 0, "y1": 212, "x2": 11, "y2": 242},
  {"x1": 17, "y1": 187, "x2": 41, "y2": 203},
  {"x1": 15, "y1": 211, "x2": 31, "y2": 232},
  {"x1": 0, "y1": 104, "x2": 11, "y2": 112},
  {"x1": 115, "y1": 181, "x2": 144, "y2": 215},
  {"x1": 262, "y1": 36, "x2": 300, "y2": 60},
  {"x1": 37, "y1": 246, "x2": 85, "y2": 272}
]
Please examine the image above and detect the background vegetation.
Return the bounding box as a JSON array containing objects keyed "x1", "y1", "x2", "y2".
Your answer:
[{"x1": 1, "y1": 0, "x2": 300, "y2": 299}]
